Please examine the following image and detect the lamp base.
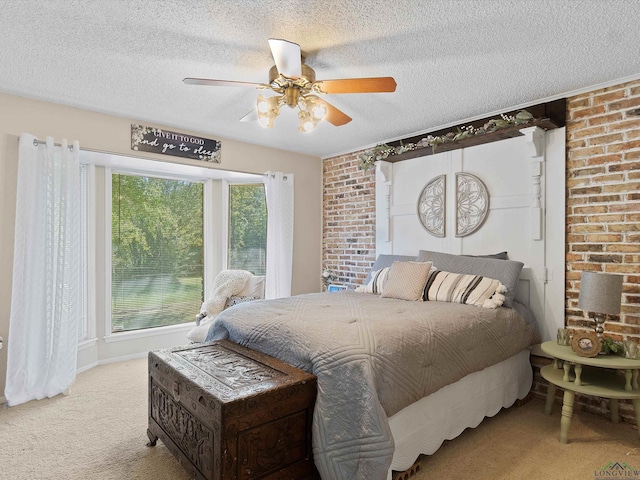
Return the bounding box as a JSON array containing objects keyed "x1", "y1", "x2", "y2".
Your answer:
[{"x1": 593, "y1": 314, "x2": 606, "y2": 340}]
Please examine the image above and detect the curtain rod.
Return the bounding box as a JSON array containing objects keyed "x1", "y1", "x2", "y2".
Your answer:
[
  {"x1": 32, "y1": 139, "x2": 75, "y2": 150},
  {"x1": 17, "y1": 137, "x2": 77, "y2": 150},
  {"x1": 264, "y1": 173, "x2": 289, "y2": 180}
]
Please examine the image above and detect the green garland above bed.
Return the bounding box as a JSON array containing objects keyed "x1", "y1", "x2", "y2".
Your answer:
[{"x1": 359, "y1": 109, "x2": 535, "y2": 171}]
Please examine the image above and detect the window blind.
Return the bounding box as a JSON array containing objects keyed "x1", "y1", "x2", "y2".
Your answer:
[
  {"x1": 111, "y1": 173, "x2": 204, "y2": 333},
  {"x1": 228, "y1": 184, "x2": 267, "y2": 275}
]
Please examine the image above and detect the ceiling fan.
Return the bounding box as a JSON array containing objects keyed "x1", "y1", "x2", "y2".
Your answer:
[{"x1": 183, "y1": 38, "x2": 397, "y2": 132}]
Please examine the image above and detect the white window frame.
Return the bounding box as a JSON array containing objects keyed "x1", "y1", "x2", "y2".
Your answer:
[
  {"x1": 221, "y1": 180, "x2": 231, "y2": 271},
  {"x1": 203, "y1": 178, "x2": 217, "y2": 303},
  {"x1": 78, "y1": 163, "x2": 97, "y2": 349}
]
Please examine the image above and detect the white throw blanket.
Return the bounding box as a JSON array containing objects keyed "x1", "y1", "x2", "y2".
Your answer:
[
  {"x1": 188, "y1": 270, "x2": 253, "y2": 343},
  {"x1": 199, "y1": 270, "x2": 251, "y2": 318}
]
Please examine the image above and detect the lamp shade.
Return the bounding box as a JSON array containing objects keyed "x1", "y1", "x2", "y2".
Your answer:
[{"x1": 578, "y1": 271, "x2": 623, "y2": 315}]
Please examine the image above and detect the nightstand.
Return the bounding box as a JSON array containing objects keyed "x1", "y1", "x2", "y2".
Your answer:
[{"x1": 541, "y1": 340, "x2": 640, "y2": 444}]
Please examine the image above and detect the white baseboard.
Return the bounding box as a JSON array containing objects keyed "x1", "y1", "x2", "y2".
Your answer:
[
  {"x1": 76, "y1": 351, "x2": 148, "y2": 376},
  {"x1": 76, "y1": 361, "x2": 99, "y2": 374},
  {"x1": 98, "y1": 351, "x2": 148, "y2": 366}
]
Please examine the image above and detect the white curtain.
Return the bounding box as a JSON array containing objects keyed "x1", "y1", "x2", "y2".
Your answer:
[
  {"x1": 264, "y1": 172, "x2": 294, "y2": 299},
  {"x1": 5, "y1": 134, "x2": 81, "y2": 406}
]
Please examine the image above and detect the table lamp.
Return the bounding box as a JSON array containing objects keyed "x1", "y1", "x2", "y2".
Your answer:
[{"x1": 578, "y1": 271, "x2": 623, "y2": 339}]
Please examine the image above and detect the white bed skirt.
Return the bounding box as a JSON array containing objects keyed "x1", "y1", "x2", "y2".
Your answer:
[{"x1": 387, "y1": 349, "x2": 532, "y2": 478}]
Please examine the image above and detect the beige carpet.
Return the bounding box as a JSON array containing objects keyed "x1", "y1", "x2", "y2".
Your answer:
[{"x1": 2, "y1": 358, "x2": 640, "y2": 480}]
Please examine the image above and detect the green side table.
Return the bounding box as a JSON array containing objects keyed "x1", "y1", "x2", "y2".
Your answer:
[{"x1": 541, "y1": 341, "x2": 640, "y2": 444}]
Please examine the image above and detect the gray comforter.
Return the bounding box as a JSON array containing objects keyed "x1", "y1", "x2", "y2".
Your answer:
[{"x1": 205, "y1": 291, "x2": 537, "y2": 480}]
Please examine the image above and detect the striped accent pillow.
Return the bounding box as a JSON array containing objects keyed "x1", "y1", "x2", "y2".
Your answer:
[
  {"x1": 423, "y1": 270, "x2": 506, "y2": 308},
  {"x1": 381, "y1": 261, "x2": 433, "y2": 301},
  {"x1": 417, "y1": 250, "x2": 522, "y2": 307},
  {"x1": 354, "y1": 267, "x2": 391, "y2": 294}
]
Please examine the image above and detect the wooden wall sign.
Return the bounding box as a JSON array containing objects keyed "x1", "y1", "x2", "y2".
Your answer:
[{"x1": 131, "y1": 124, "x2": 221, "y2": 163}]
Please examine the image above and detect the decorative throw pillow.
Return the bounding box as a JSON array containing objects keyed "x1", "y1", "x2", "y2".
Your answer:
[
  {"x1": 416, "y1": 250, "x2": 523, "y2": 308},
  {"x1": 224, "y1": 295, "x2": 260, "y2": 309},
  {"x1": 423, "y1": 270, "x2": 507, "y2": 308},
  {"x1": 355, "y1": 267, "x2": 391, "y2": 294},
  {"x1": 381, "y1": 261, "x2": 433, "y2": 301}
]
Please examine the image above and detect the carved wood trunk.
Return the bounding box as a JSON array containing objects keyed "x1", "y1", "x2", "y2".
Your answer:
[{"x1": 147, "y1": 340, "x2": 318, "y2": 480}]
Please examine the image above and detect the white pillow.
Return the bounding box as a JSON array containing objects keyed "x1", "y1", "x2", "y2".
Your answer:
[
  {"x1": 186, "y1": 317, "x2": 215, "y2": 343},
  {"x1": 238, "y1": 275, "x2": 265, "y2": 298}
]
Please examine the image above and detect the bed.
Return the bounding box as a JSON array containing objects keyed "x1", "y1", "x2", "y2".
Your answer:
[{"x1": 203, "y1": 251, "x2": 540, "y2": 480}]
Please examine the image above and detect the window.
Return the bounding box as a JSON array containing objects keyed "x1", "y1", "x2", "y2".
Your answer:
[
  {"x1": 228, "y1": 184, "x2": 267, "y2": 275},
  {"x1": 111, "y1": 173, "x2": 204, "y2": 333},
  {"x1": 78, "y1": 150, "x2": 265, "y2": 342}
]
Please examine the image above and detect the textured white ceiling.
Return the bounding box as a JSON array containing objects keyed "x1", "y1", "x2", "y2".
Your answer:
[{"x1": 1, "y1": 0, "x2": 639, "y2": 159}]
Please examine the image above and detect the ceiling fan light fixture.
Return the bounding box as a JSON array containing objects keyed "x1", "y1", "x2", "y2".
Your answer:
[
  {"x1": 258, "y1": 116, "x2": 273, "y2": 128},
  {"x1": 257, "y1": 95, "x2": 269, "y2": 113},
  {"x1": 312, "y1": 104, "x2": 327, "y2": 120},
  {"x1": 297, "y1": 108, "x2": 320, "y2": 133},
  {"x1": 304, "y1": 95, "x2": 327, "y2": 121},
  {"x1": 256, "y1": 94, "x2": 280, "y2": 128},
  {"x1": 184, "y1": 38, "x2": 395, "y2": 132}
]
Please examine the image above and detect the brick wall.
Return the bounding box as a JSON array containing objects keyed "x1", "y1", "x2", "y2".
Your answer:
[
  {"x1": 322, "y1": 152, "x2": 376, "y2": 289},
  {"x1": 565, "y1": 79, "x2": 640, "y2": 340},
  {"x1": 529, "y1": 79, "x2": 640, "y2": 422}
]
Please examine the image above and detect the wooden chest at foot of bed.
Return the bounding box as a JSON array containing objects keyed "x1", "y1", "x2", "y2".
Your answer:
[{"x1": 147, "y1": 340, "x2": 317, "y2": 480}]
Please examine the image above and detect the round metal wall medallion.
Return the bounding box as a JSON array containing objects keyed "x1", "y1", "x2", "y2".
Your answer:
[
  {"x1": 417, "y1": 174, "x2": 446, "y2": 237},
  {"x1": 456, "y1": 172, "x2": 489, "y2": 237}
]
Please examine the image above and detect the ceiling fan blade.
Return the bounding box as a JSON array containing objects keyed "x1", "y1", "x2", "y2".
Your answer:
[
  {"x1": 268, "y1": 38, "x2": 302, "y2": 79},
  {"x1": 239, "y1": 109, "x2": 258, "y2": 122},
  {"x1": 313, "y1": 77, "x2": 397, "y2": 94},
  {"x1": 183, "y1": 77, "x2": 263, "y2": 88},
  {"x1": 323, "y1": 100, "x2": 352, "y2": 126}
]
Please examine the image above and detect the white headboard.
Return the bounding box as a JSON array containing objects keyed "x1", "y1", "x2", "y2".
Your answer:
[{"x1": 375, "y1": 127, "x2": 566, "y2": 342}]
